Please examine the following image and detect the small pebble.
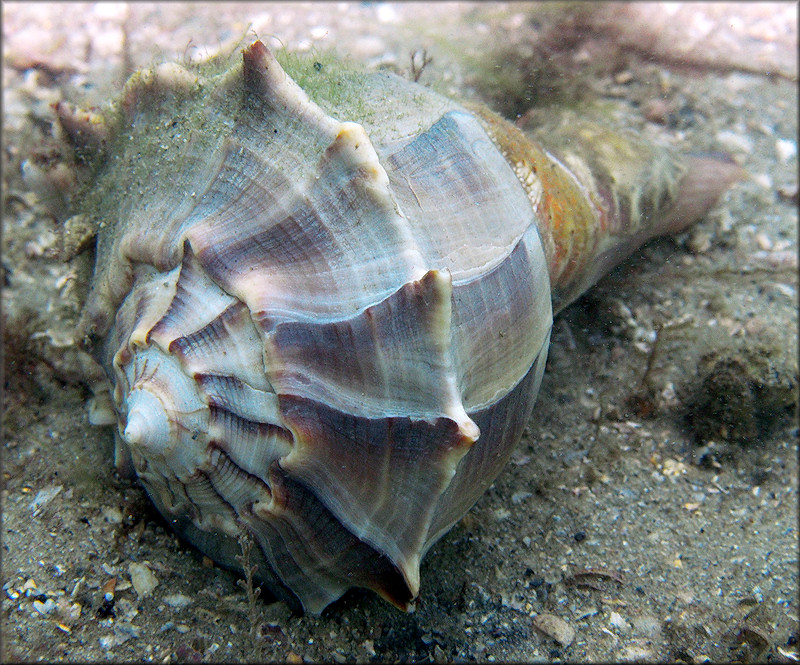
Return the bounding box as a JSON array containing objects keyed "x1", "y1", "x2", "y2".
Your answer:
[
  {"x1": 102, "y1": 506, "x2": 123, "y2": 524},
  {"x1": 70, "y1": 577, "x2": 84, "y2": 599},
  {"x1": 57, "y1": 598, "x2": 82, "y2": 622},
  {"x1": 115, "y1": 598, "x2": 138, "y2": 621},
  {"x1": 33, "y1": 598, "x2": 57, "y2": 615},
  {"x1": 769, "y1": 282, "x2": 796, "y2": 300},
  {"x1": 614, "y1": 70, "x2": 633, "y2": 84},
  {"x1": 29, "y1": 485, "x2": 63, "y2": 516},
  {"x1": 776, "y1": 185, "x2": 799, "y2": 204},
  {"x1": 715, "y1": 129, "x2": 754, "y2": 154},
  {"x1": 754, "y1": 232, "x2": 773, "y2": 250},
  {"x1": 511, "y1": 491, "x2": 532, "y2": 505},
  {"x1": 622, "y1": 644, "x2": 657, "y2": 660},
  {"x1": 532, "y1": 613, "x2": 575, "y2": 647},
  {"x1": 164, "y1": 593, "x2": 193, "y2": 609},
  {"x1": 98, "y1": 628, "x2": 137, "y2": 649},
  {"x1": 609, "y1": 610, "x2": 630, "y2": 632},
  {"x1": 717, "y1": 129, "x2": 753, "y2": 155},
  {"x1": 644, "y1": 98, "x2": 674, "y2": 124},
  {"x1": 752, "y1": 172, "x2": 773, "y2": 189},
  {"x1": 24, "y1": 241, "x2": 45, "y2": 258},
  {"x1": 128, "y1": 562, "x2": 159, "y2": 598},
  {"x1": 776, "y1": 138, "x2": 797, "y2": 163},
  {"x1": 117, "y1": 622, "x2": 141, "y2": 639},
  {"x1": 687, "y1": 230, "x2": 712, "y2": 254},
  {"x1": 662, "y1": 459, "x2": 687, "y2": 477}
]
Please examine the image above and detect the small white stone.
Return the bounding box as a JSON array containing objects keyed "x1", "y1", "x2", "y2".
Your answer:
[
  {"x1": 532, "y1": 613, "x2": 576, "y2": 647},
  {"x1": 609, "y1": 610, "x2": 630, "y2": 631},
  {"x1": 29, "y1": 485, "x2": 63, "y2": 516},
  {"x1": 164, "y1": 593, "x2": 193, "y2": 610},
  {"x1": 33, "y1": 598, "x2": 57, "y2": 615},
  {"x1": 102, "y1": 506, "x2": 124, "y2": 524},
  {"x1": 755, "y1": 232, "x2": 773, "y2": 250},
  {"x1": 511, "y1": 491, "x2": 532, "y2": 505},
  {"x1": 129, "y1": 562, "x2": 159, "y2": 598},
  {"x1": 770, "y1": 282, "x2": 796, "y2": 299},
  {"x1": 776, "y1": 138, "x2": 797, "y2": 163},
  {"x1": 687, "y1": 230, "x2": 712, "y2": 254},
  {"x1": 715, "y1": 130, "x2": 753, "y2": 154},
  {"x1": 752, "y1": 172, "x2": 773, "y2": 189}
]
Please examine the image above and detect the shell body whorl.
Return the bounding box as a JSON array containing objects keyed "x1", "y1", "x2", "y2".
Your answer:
[{"x1": 68, "y1": 41, "x2": 739, "y2": 613}]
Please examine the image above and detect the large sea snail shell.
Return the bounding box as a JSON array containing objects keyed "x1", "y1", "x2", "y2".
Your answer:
[{"x1": 60, "y1": 40, "x2": 741, "y2": 613}]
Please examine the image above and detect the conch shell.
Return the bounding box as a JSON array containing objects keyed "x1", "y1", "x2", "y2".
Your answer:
[{"x1": 57, "y1": 41, "x2": 740, "y2": 613}]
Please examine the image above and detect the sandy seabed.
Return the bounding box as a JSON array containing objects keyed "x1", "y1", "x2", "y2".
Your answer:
[{"x1": 2, "y1": 3, "x2": 798, "y2": 662}]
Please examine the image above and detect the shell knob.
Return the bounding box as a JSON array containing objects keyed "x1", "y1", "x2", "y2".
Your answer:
[{"x1": 123, "y1": 389, "x2": 171, "y2": 452}]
